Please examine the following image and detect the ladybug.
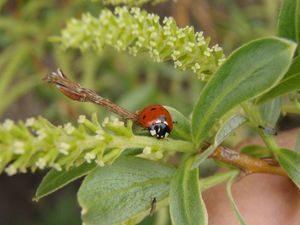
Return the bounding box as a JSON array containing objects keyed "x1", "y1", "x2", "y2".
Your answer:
[{"x1": 138, "y1": 104, "x2": 173, "y2": 139}]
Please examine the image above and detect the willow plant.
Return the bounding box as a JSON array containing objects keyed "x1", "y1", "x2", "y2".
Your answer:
[
  {"x1": 92, "y1": 0, "x2": 167, "y2": 5},
  {"x1": 1, "y1": 0, "x2": 300, "y2": 225}
]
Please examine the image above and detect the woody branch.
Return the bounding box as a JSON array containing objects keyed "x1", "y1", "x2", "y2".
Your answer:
[
  {"x1": 44, "y1": 69, "x2": 138, "y2": 121},
  {"x1": 210, "y1": 146, "x2": 287, "y2": 177}
]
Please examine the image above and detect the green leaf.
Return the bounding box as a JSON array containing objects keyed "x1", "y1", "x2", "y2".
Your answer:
[
  {"x1": 275, "y1": 148, "x2": 300, "y2": 188},
  {"x1": 78, "y1": 157, "x2": 175, "y2": 225},
  {"x1": 169, "y1": 156, "x2": 208, "y2": 225},
  {"x1": 278, "y1": 0, "x2": 300, "y2": 53},
  {"x1": 214, "y1": 114, "x2": 247, "y2": 146},
  {"x1": 226, "y1": 170, "x2": 246, "y2": 225},
  {"x1": 35, "y1": 163, "x2": 97, "y2": 201},
  {"x1": 164, "y1": 106, "x2": 192, "y2": 141},
  {"x1": 258, "y1": 97, "x2": 282, "y2": 127},
  {"x1": 257, "y1": 56, "x2": 300, "y2": 103},
  {"x1": 192, "y1": 37, "x2": 296, "y2": 147},
  {"x1": 240, "y1": 145, "x2": 272, "y2": 158},
  {"x1": 193, "y1": 114, "x2": 247, "y2": 169}
]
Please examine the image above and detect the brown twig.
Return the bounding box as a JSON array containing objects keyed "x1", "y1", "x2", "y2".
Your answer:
[
  {"x1": 44, "y1": 69, "x2": 138, "y2": 121},
  {"x1": 210, "y1": 146, "x2": 287, "y2": 177}
]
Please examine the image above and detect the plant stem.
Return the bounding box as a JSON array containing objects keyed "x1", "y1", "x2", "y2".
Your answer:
[
  {"x1": 210, "y1": 147, "x2": 286, "y2": 176},
  {"x1": 112, "y1": 135, "x2": 195, "y2": 153},
  {"x1": 199, "y1": 170, "x2": 237, "y2": 191},
  {"x1": 282, "y1": 104, "x2": 300, "y2": 115}
]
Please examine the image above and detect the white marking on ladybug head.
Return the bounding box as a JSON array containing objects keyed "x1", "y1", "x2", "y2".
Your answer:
[
  {"x1": 163, "y1": 121, "x2": 169, "y2": 125},
  {"x1": 155, "y1": 119, "x2": 162, "y2": 124},
  {"x1": 150, "y1": 129, "x2": 156, "y2": 136},
  {"x1": 164, "y1": 132, "x2": 169, "y2": 137}
]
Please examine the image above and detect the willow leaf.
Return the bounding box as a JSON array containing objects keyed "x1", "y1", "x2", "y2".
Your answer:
[
  {"x1": 170, "y1": 157, "x2": 207, "y2": 225},
  {"x1": 192, "y1": 37, "x2": 296, "y2": 147},
  {"x1": 278, "y1": 0, "x2": 300, "y2": 54}
]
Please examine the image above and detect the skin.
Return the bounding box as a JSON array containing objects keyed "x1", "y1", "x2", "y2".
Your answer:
[
  {"x1": 203, "y1": 128, "x2": 300, "y2": 225},
  {"x1": 203, "y1": 174, "x2": 300, "y2": 225}
]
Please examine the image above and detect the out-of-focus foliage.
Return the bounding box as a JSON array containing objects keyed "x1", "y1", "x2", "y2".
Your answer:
[
  {"x1": 36, "y1": 191, "x2": 81, "y2": 225},
  {"x1": 184, "y1": 0, "x2": 281, "y2": 52},
  {"x1": 0, "y1": 0, "x2": 102, "y2": 119},
  {"x1": 219, "y1": 0, "x2": 281, "y2": 51}
]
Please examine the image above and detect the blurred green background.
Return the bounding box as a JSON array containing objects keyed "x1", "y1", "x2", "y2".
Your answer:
[{"x1": 0, "y1": 0, "x2": 282, "y2": 224}]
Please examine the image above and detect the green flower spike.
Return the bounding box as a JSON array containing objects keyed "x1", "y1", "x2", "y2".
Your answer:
[
  {"x1": 0, "y1": 115, "x2": 193, "y2": 175},
  {"x1": 60, "y1": 7, "x2": 225, "y2": 80}
]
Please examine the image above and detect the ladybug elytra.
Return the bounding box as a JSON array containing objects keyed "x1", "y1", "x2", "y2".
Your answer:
[{"x1": 138, "y1": 104, "x2": 173, "y2": 139}]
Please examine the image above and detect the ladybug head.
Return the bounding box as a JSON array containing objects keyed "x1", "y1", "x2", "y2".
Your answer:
[{"x1": 148, "y1": 116, "x2": 171, "y2": 139}]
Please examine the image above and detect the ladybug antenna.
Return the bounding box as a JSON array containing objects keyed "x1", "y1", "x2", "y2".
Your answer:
[{"x1": 44, "y1": 68, "x2": 138, "y2": 121}]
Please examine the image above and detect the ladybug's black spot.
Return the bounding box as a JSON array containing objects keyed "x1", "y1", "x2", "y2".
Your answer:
[
  {"x1": 143, "y1": 115, "x2": 146, "y2": 120},
  {"x1": 150, "y1": 108, "x2": 156, "y2": 111}
]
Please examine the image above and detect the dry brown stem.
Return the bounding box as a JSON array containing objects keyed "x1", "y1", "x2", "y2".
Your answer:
[
  {"x1": 44, "y1": 69, "x2": 138, "y2": 121},
  {"x1": 211, "y1": 146, "x2": 287, "y2": 177}
]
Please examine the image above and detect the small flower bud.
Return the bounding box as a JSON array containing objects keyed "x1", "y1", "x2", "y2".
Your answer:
[
  {"x1": 25, "y1": 117, "x2": 36, "y2": 127},
  {"x1": 102, "y1": 117, "x2": 109, "y2": 127},
  {"x1": 64, "y1": 123, "x2": 75, "y2": 135},
  {"x1": 36, "y1": 129, "x2": 47, "y2": 140},
  {"x1": 96, "y1": 159, "x2": 105, "y2": 167},
  {"x1": 143, "y1": 146, "x2": 152, "y2": 155},
  {"x1": 5, "y1": 165, "x2": 17, "y2": 176},
  {"x1": 84, "y1": 153, "x2": 96, "y2": 163},
  {"x1": 13, "y1": 141, "x2": 25, "y2": 154},
  {"x1": 59, "y1": 142, "x2": 71, "y2": 155},
  {"x1": 78, "y1": 115, "x2": 87, "y2": 124},
  {"x1": 36, "y1": 158, "x2": 47, "y2": 169},
  {"x1": 3, "y1": 119, "x2": 14, "y2": 131}
]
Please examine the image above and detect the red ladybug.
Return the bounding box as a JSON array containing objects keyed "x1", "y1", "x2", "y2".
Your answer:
[{"x1": 138, "y1": 104, "x2": 173, "y2": 139}]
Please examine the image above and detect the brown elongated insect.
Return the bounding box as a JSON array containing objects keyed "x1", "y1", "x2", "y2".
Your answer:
[{"x1": 44, "y1": 69, "x2": 138, "y2": 121}]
